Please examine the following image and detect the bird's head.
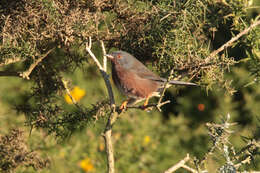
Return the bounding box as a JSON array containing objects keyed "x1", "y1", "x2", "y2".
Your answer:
[{"x1": 106, "y1": 51, "x2": 135, "y2": 69}]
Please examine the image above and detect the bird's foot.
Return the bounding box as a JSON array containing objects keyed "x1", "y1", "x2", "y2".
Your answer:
[
  {"x1": 142, "y1": 106, "x2": 153, "y2": 112},
  {"x1": 142, "y1": 97, "x2": 153, "y2": 112},
  {"x1": 119, "y1": 100, "x2": 128, "y2": 112}
]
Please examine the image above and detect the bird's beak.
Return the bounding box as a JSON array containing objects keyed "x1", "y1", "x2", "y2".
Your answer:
[{"x1": 105, "y1": 54, "x2": 114, "y2": 60}]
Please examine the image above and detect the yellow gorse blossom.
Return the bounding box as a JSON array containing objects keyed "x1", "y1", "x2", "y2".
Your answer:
[
  {"x1": 79, "y1": 158, "x2": 94, "y2": 172},
  {"x1": 142, "y1": 135, "x2": 151, "y2": 146},
  {"x1": 64, "y1": 86, "x2": 85, "y2": 104}
]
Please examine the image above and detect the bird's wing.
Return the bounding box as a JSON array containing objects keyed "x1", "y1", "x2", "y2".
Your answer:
[
  {"x1": 129, "y1": 59, "x2": 162, "y2": 81},
  {"x1": 130, "y1": 67, "x2": 161, "y2": 82},
  {"x1": 134, "y1": 68, "x2": 197, "y2": 86},
  {"x1": 129, "y1": 59, "x2": 197, "y2": 86}
]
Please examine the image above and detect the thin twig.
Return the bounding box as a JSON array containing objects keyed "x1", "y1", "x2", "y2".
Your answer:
[
  {"x1": 0, "y1": 71, "x2": 20, "y2": 77},
  {"x1": 234, "y1": 156, "x2": 251, "y2": 169},
  {"x1": 164, "y1": 154, "x2": 193, "y2": 173},
  {"x1": 205, "y1": 19, "x2": 260, "y2": 63},
  {"x1": 85, "y1": 37, "x2": 103, "y2": 69},
  {"x1": 156, "y1": 69, "x2": 174, "y2": 111},
  {"x1": 0, "y1": 49, "x2": 54, "y2": 78},
  {"x1": 181, "y1": 164, "x2": 198, "y2": 173},
  {"x1": 61, "y1": 78, "x2": 83, "y2": 111},
  {"x1": 101, "y1": 40, "x2": 107, "y2": 71},
  {"x1": 20, "y1": 48, "x2": 54, "y2": 79},
  {"x1": 127, "y1": 100, "x2": 170, "y2": 111}
]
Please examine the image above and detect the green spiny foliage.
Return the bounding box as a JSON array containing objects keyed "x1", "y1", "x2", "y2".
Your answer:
[{"x1": 0, "y1": 0, "x2": 259, "y2": 137}]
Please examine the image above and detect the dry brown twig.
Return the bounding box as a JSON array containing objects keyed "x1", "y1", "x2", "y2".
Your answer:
[
  {"x1": 19, "y1": 48, "x2": 54, "y2": 79},
  {"x1": 0, "y1": 48, "x2": 54, "y2": 78},
  {"x1": 205, "y1": 19, "x2": 260, "y2": 63},
  {"x1": 156, "y1": 69, "x2": 174, "y2": 111}
]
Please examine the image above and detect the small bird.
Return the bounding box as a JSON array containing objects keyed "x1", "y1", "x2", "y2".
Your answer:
[{"x1": 106, "y1": 51, "x2": 197, "y2": 110}]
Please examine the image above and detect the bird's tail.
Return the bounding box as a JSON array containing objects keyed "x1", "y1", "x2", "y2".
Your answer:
[
  {"x1": 168, "y1": 80, "x2": 197, "y2": 86},
  {"x1": 156, "y1": 79, "x2": 197, "y2": 94}
]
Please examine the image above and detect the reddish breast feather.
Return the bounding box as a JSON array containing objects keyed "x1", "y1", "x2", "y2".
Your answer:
[{"x1": 112, "y1": 62, "x2": 159, "y2": 98}]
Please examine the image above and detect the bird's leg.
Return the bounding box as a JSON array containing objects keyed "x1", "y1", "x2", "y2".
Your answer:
[
  {"x1": 142, "y1": 96, "x2": 153, "y2": 111},
  {"x1": 143, "y1": 97, "x2": 150, "y2": 107},
  {"x1": 120, "y1": 100, "x2": 129, "y2": 110}
]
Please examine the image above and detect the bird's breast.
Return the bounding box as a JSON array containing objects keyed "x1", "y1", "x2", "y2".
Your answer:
[{"x1": 112, "y1": 63, "x2": 160, "y2": 99}]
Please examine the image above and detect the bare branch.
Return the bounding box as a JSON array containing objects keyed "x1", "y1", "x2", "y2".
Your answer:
[
  {"x1": 156, "y1": 69, "x2": 174, "y2": 111},
  {"x1": 205, "y1": 19, "x2": 260, "y2": 63},
  {"x1": 0, "y1": 71, "x2": 20, "y2": 77},
  {"x1": 85, "y1": 37, "x2": 103, "y2": 70},
  {"x1": 127, "y1": 100, "x2": 170, "y2": 111},
  {"x1": 101, "y1": 40, "x2": 107, "y2": 71},
  {"x1": 61, "y1": 78, "x2": 82, "y2": 110},
  {"x1": 181, "y1": 164, "x2": 198, "y2": 173},
  {"x1": 85, "y1": 37, "x2": 116, "y2": 173},
  {"x1": 164, "y1": 154, "x2": 195, "y2": 173},
  {"x1": 20, "y1": 48, "x2": 54, "y2": 80}
]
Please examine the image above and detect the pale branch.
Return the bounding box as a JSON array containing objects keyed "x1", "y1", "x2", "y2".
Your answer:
[
  {"x1": 181, "y1": 164, "x2": 198, "y2": 173},
  {"x1": 234, "y1": 156, "x2": 251, "y2": 169},
  {"x1": 100, "y1": 48, "x2": 117, "y2": 173},
  {"x1": 61, "y1": 78, "x2": 81, "y2": 109},
  {"x1": 0, "y1": 57, "x2": 25, "y2": 67},
  {"x1": 205, "y1": 19, "x2": 260, "y2": 63},
  {"x1": 85, "y1": 37, "x2": 103, "y2": 70},
  {"x1": 101, "y1": 40, "x2": 107, "y2": 72},
  {"x1": 157, "y1": 69, "x2": 174, "y2": 111},
  {"x1": 164, "y1": 154, "x2": 195, "y2": 173},
  {"x1": 20, "y1": 48, "x2": 54, "y2": 79},
  {"x1": 127, "y1": 100, "x2": 170, "y2": 111},
  {"x1": 103, "y1": 127, "x2": 115, "y2": 173},
  {"x1": 85, "y1": 37, "x2": 116, "y2": 173}
]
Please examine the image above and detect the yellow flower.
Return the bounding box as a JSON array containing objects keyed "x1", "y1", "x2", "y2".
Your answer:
[
  {"x1": 64, "y1": 86, "x2": 86, "y2": 104},
  {"x1": 142, "y1": 135, "x2": 151, "y2": 146},
  {"x1": 79, "y1": 158, "x2": 94, "y2": 172}
]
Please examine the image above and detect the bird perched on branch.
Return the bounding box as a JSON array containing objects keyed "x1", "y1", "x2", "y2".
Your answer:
[{"x1": 106, "y1": 51, "x2": 197, "y2": 110}]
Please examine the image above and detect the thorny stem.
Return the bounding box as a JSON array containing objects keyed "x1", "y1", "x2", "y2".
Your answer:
[
  {"x1": 61, "y1": 78, "x2": 83, "y2": 110},
  {"x1": 20, "y1": 48, "x2": 54, "y2": 79},
  {"x1": 157, "y1": 69, "x2": 174, "y2": 111},
  {"x1": 205, "y1": 19, "x2": 260, "y2": 63},
  {"x1": 0, "y1": 48, "x2": 54, "y2": 78}
]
